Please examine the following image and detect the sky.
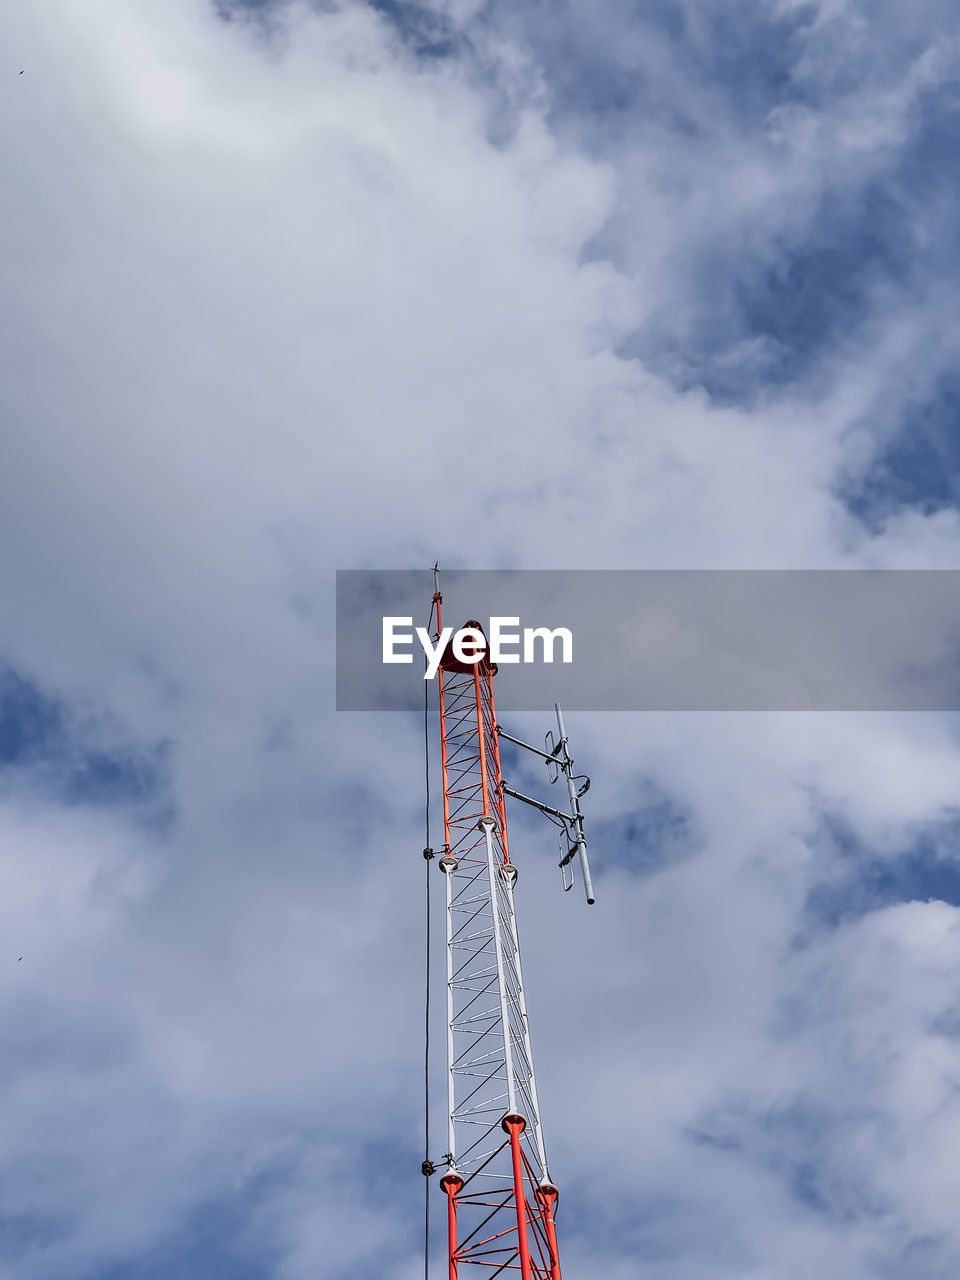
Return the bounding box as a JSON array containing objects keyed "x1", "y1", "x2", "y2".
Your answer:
[{"x1": 2, "y1": 0, "x2": 960, "y2": 1276}]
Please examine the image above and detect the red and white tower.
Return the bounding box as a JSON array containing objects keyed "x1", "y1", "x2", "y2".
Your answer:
[{"x1": 428, "y1": 586, "x2": 593, "y2": 1279}]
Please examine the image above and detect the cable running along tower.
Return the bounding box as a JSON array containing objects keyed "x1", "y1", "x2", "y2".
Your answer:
[{"x1": 425, "y1": 577, "x2": 594, "y2": 1279}]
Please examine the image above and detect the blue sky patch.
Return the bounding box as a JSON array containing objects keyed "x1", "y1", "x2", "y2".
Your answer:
[
  {"x1": 588, "y1": 785, "x2": 697, "y2": 877},
  {"x1": 0, "y1": 668, "x2": 169, "y2": 814},
  {"x1": 844, "y1": 372, "x2": 960, "y2": 527},
  {"x1": 80, "y1": 1195, "x2": 274, "y2": 1280},
  {"x1": 803, "y1": 814, "x2": 960, "y2": 932}
]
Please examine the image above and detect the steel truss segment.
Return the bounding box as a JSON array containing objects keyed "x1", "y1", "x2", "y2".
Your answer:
[{"x1": 436, "y1": 623, "x2": 561, "y2": 1280}]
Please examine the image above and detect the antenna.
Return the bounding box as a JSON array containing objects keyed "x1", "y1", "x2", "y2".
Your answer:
[
  {"x1": 423, "y1": 571, "x2": 595, "y2": 1280},
  {"x1": 497, "y1": 702, "x2": 596, "y2": 905}
]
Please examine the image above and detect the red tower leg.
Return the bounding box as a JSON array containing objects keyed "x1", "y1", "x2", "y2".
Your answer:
[
  {"x1": 536, "y1": 1183, "x2": 562, "y2": 1280},
  {"x1": 440, "y1": 1172, "x2": 464, "y2": 1280},
  {"x1": 504, "y1": 1115, "x2": 534, "y2": 1280}
]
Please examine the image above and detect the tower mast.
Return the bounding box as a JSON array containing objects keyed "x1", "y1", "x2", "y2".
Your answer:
[{"x1": 431, "y1": 588, "x2": 565, "y2": 1280}]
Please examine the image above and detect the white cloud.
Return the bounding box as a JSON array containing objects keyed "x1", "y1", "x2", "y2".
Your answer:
[{"x1": 2, "y1": 1, "x2": 960, "y2": 1276}]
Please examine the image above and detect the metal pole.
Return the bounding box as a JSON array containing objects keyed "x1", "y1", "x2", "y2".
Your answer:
[
  {"x1": 436, "y1": 594, "x2": 451, "y2": 850},
  {"x1": 555, "y1": 703, "x2": 595, "y2": 905},
  {"x1": 496, "y1": 726, "x2": 562, "y2": 763},
  {"x1": 483, "y1": 818, "x2": 517, "y2": 1116},
  {"x1": 475, "y1": 663, "x2": 491, "y2": 819},
  {"x1": 442, "y1": 857, "x2": 458, "y2": 1165},
  {"x1": 503, "y1": 869, "x2": 551, "y2": 1182},
  {"x1": 486, "y1": 669, "x2": 512, "y2": 865}
]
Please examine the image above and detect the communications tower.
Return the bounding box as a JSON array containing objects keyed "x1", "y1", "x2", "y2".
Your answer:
[{"x1": 424, "y1": 581, "x2": 594, "y2": 1279}]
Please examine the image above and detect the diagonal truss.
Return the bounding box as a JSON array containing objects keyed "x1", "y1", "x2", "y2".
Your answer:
[{"x1": 434, "y1": 605, "x2": 562, "y2": 1280}]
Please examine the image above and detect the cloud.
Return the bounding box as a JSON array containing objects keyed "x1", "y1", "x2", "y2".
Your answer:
[{"x1": 2, "y1": 0, "x2": 960, "y2": 1276}]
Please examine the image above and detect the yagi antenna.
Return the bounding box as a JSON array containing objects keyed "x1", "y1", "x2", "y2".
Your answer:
[{"x1": 497, "y1": 702, "x2": 596, "y2": 905}]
